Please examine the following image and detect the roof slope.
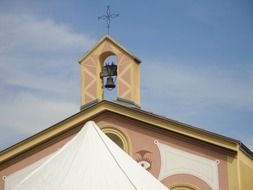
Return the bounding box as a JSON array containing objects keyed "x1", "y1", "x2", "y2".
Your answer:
[
  {"x1": 79, "y1": 35, "x2": 141, "y2": 63},
  {"x1": 5, "y1": 121, "x2": 168, "y2": 190},
  {"x1": 0, "y1": 100, "x2": 252, "y2": 165}
]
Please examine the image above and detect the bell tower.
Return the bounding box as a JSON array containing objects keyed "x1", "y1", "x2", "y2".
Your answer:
[{"x1": 79, "y1": 35, "x2": 141, "y2": 109}]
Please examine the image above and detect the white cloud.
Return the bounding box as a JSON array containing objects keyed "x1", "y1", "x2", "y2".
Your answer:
[
  {"x1": 141, "y1": 60, "x2": 253, "y2": 151},
  {"x1": 0, "y1": 92, "x2": 78, "y2": 135},
  {"x1": 142, "y1": 60, "x2": 253, "y2": 109},
  {"x1": 0, "y1": 92, "x2": 79, "y2": 150},
  {"x1": 0, "y1": 13, "x2": 95, "y2": 149},
  {"x1": 4, "y1": 67, "x2": 79, "y2": 97},
  {"x1": 0, "y1": 12, "x2": 252, "y2": 152},
  {"x1": 0, "y1": 12, "x2": 95, "y2": 93},
  {"x1": 0, "y1": 14, "x2": 94, "y2": 53}
]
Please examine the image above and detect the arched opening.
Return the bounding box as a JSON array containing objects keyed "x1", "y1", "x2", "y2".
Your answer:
[
  {"x1": 163, "y1": 174, "x2": 212, "y2": 190},
  {"x1": 169, "y1": 185, "x2": 197, "y2": 190},
  {"x1": 100, "y1": 52, "x2": 118, "y2": 101},
  {"x1": 102, "y1": 127, "x2": 130, "y2": 153},
  {"x1": 106, "y1": 133, "x2": 124, "y2": 149}
]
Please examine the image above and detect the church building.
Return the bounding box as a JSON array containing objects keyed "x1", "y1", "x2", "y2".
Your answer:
[{"x1": 0, "y1": 35, "x2": 253, "y2": 190}]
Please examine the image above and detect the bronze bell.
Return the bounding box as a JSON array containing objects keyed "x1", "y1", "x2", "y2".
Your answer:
[{"x1": 104, "y1": 77, "x2": 116, "y2": 89}]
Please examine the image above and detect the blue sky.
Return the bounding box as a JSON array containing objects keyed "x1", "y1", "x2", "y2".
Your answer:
[{"x1": 0, "y1": 0, "x2": 253, "y2": 151}]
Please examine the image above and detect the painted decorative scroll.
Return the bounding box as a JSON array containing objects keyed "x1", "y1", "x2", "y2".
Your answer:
[{"x1": 154, "y1": 140, "x2": 219, "y2": 190}]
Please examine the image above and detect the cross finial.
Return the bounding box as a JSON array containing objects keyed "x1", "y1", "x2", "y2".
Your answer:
[{"x1": 98, "y1": 6, "x2": 119, "y2": 35}]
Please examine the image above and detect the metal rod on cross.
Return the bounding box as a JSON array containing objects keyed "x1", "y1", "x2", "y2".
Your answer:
[{"x1": 98, "y1": 5, "x2": 119, "y2": 35}]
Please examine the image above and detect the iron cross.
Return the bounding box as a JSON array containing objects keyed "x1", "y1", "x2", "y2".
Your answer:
[{"x1": 98, "y1": 6, "x2": 119, "y2": 35}]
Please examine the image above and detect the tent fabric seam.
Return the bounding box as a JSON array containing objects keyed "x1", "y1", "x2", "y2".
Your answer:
[{"x1": 93, "y1": 125, "x2": 138, "y2": 190}]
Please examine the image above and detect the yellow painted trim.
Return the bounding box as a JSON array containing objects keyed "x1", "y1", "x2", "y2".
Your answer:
[
  {"x1": 102, "y1": 126, "x2": 131, "y2": 154},
  {"x1": 0, "y1": 101, "x2": 240, "y2": 164},
  {"x1": 79, "y1": 35, "x2": 141, "y2": 64},
  {"x1": 238, "y1": 148, "x2": 253, "y2": 168},
  {"x1": 227, "y1": 154, "x2": 240, "y2": 189},
  {"x1": 169, "y1": 184, "x2": 198, "y2": 190},
  {"x1": 0, "y1": 103, "x2": 102, "y2": 163},
  {"x1": 237, "y1": 149, "x2": 253, "y2": 189},
  {"x1": 237, "y1": 151, "x2": 242, "y2": 189},
  {"x1": 100, "y1": 103, "x2": 238, "y2": 151}
]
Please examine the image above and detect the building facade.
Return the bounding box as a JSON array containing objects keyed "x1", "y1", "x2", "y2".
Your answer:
[{"x1": 0, "y1": 36, "x2": 253, "y2": 190}]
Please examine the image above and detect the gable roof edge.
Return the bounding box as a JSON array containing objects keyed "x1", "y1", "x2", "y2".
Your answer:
[
  {"x1": 78, "y1": 35, "x2": 141, "y2": 64},
  {"x1": 1, "y1": 101, "x2": 252, "y2": 165}
]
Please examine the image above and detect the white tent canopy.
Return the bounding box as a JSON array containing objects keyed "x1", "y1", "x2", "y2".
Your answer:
[{"x1": 5, "y1": 121, "x2": 169, "y2": 190}]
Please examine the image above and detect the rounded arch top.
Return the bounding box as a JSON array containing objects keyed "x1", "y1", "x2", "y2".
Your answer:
[
  {"x1": 99, "y1": 51, "x2": 117, "y2": 64},
  {"x1": 102, "y1": 127, "x2": 131, "y2": 154},
  {"x1": 79, "y1": 35, "x2": 141, "y2": 107},
  {"x1": 169, "y1": 184, "x2": 197, "y2": 190},
  {"x1": 163, "y1": 174, "x2": 212, "y2": 190}
]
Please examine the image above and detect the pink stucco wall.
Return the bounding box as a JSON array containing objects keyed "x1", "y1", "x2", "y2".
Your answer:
[{"x1": 0, "y1": 111, "x2": 229, "y2": 190}]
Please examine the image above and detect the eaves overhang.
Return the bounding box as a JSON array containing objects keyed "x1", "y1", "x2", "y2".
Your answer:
[
  {"x1": 79, "y1": 35, "x2": 141, "y2": 64},
  {"x1": 1, "y1": 100, "x2": 252, "y2": 165}
]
